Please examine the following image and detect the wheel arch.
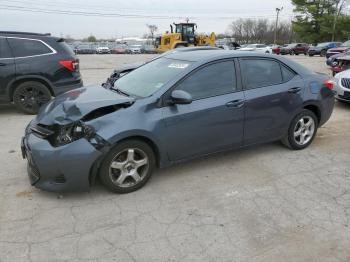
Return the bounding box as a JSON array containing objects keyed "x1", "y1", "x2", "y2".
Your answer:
[
  {"x1": 7, "y1": 76, "x2": 54, "y2": 101},
  {"x1": 89, "y1": 134, "x2": 162, "y2": 186},
  {"x1": 302, "y1": 103, "x2": 321, "y2": 124}
]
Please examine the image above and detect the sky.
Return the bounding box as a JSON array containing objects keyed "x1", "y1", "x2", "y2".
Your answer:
[{"x1": 0, "y1": 0, "x2": 294, "y2": 39}]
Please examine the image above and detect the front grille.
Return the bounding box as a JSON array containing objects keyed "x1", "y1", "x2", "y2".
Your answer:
[
  {"x1": 341, "y1": 78, "x2": 350, "y2": 89},
  {"x1": 54, "y1": 174, "x2": 66, "y2": 184},
  {"x1": 27, "y1": 161, "x2": 40, "y2": 185}
]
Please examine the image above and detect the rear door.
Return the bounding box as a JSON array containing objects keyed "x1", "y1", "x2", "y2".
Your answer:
[
  {"x1": 0, "y1": 37, "x2": 15, "y2": 102},
  {"x1": 239, "y1": 57, "x2": 304, "y2": 145}
]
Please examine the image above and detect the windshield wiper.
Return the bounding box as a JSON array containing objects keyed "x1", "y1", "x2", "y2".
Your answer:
[{"x1": 111, "y1": 86, "x2": 130, "y2": 97}]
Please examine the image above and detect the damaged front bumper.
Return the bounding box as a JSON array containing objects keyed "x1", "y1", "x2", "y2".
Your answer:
[{"x1": 22, "y1": 121, "x2": 107, "y2": 192}]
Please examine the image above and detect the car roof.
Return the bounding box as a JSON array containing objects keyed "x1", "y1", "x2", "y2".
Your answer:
[
  {"x1": 0, "y1": 31, "x2": 61, "y2": 41},
  {"x1": 162, "y1": 49, "x2": 313, "y2": 76},
  {"x1": 163, "y1": 50, "x2": 271, "y2": 62}
]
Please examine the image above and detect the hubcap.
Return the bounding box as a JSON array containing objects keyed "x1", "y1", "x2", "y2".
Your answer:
[
  {"x1": 109, "y1": 148, "x2": 149, "y2": 188},
  {"x1": 293, "y1": 116, "x2": 315, "y2": 146}
]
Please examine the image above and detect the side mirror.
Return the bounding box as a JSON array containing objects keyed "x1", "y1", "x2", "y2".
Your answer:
[{"x1": 170, "y1": 90, "x2": 192, "y2": 105}]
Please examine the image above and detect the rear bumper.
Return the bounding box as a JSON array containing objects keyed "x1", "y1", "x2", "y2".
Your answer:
[
  {"x1": 52, "y1": 80, "x2": 83, "y2": 96},
  {"x1": 22, "y1": 129, "x2": 102, "y2": 192}
]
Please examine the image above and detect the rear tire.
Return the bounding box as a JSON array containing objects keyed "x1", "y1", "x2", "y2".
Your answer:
[
  {"x1": 282, "y1": 110, "x2": 318, "y2": 150},
  {"x1": 99, "y1": 140, "x2": 156, "y2": 194},
  {"x1": 13, "y1": 81, "x2": 51, "y2": 114}
]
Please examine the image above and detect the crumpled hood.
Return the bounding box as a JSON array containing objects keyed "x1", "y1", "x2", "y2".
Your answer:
[
  {"x1": 36, "y1": 85, "x2": 135, "y2": 126},
  {"x1": 329, "y1": 47, "x2": 349, "y2": 52}
]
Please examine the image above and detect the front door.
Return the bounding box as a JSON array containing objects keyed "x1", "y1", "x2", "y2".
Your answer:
[{"x1": 162, "y1": 60, "x2": 245, "y2": 161}]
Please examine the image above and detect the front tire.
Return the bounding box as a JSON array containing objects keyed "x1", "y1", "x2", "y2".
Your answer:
[
  {"x1": 320, "y1": 50, "x2": 327, "y2": 57},
  {"x1": 13, "y1": 81, "x2": 51, "y2": 114},
  {"x1": 282, "y1": 110, "x2": 318, "y2": 150},
  {"x1": 99, "y1": 140, "x2": 156, "y2": 194}
]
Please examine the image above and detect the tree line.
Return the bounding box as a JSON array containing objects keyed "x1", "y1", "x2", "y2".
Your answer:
[
  {"x1": 228, "y1": 0, "x2": 350, "y2": 45},
  {"x1": 228, "y1": 19, "x2": 294, "y2": 44}
]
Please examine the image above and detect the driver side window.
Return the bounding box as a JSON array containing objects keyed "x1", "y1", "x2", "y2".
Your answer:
[{"x1": 175, "y1": 61, "x2": 237, "y2": 100}]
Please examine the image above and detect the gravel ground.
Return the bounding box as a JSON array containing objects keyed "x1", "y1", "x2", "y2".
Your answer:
[{"x1": 0, "y1": 54, "x2": 349, "y2": 262}]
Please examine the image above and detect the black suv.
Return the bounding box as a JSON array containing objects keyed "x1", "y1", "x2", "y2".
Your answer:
[{"x1": 0, "y1": 31, "x2": 82, "y2": 113}]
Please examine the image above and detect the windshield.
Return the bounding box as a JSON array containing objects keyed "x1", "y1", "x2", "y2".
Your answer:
[
  {"x1": 115, "y1": 58, "x2": 192, "y2": 97},
  {"x1": 317, "y1": 42, "x2": 329, "y2": 47},
  {"x1": 246, "y1": 44, "x2": 257, "y2": 48},
  {"x1": 341, "y1": 40, "x2": 350, "y2": 47}
]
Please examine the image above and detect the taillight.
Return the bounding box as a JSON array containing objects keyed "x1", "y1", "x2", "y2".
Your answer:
[
  {"x1": 323, "y1": 79, "x2": 334, "y2": 90},
  {"x1": 59, "y1": 60, "x2": 79, "y2": 72}
]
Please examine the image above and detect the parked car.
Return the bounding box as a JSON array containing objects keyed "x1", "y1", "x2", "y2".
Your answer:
[
  {"x1": 334, "y1": 69, "x2": 350, "y2": 102},
  {"x1": 280, "y1": 43, "x2": 309, "y2": 55},
  {"x1": 239, "y1": 44, "x2": 272, "y2": 53},
  {"x1": 111, "y1": 45, "x2": 128, "y2": 54},
  {"x1": 75, "y1": 44, "x2": 95, "y2": 54},
  {"x1": 216, "y1": 40, "x2": 240, "y2": 50},
  {"x1": 0, "y1": 31, "x2": 82, "y2": 114},
  {"x1": 128, "y1": 45, "x2": 143, "y2": 54},
  {"x1": 272, "y1": 45, "x2": 287, "y2": 55},
  {"x1": 96, "y1": 46, "x2": 111, "y2": 54},
  {"x1": 308, "y1": 42, "x2": 341, "y2": 57},
  {"x1": 22, "y1": 50, "x2": 335, "y2": 193},
  {"x1": 326, "y1": 40, "x2": 350, "y2": 58},
  {"x1": 326, "y1": 49, "x2": 350, "y2": 66},
  {"x1": 330, "y1": 55, "x2": 350, "y2": 76},
  {"x1": 143, "y1": 45, "x2": 158, "y2": 54}
]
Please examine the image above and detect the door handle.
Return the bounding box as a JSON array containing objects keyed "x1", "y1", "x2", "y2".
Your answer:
[
  {"x1": 226, "y1": 99, "x2": 245, "y2": 108},
  {"x1": 288, "y1": 87, "x2": 302, "y2": 93},
  {"x1": 0, "y1": 63, "x2": 6, "y2": 66}
]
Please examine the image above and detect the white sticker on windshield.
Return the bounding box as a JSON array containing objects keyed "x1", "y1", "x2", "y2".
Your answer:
[
  {"x1": 168, "y1": 63, "x2": 189, "y2": 69},
  {"x1": 155, "y1": 83, "x2": 163, "y2": 88}
]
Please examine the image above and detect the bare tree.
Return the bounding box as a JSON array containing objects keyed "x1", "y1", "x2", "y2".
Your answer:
[
  {"x1": 228, "y1": 18, "x2": 294, "y2": 44},
  {"x1": 146, "y1": 24, "x2": 158, "y2": 43}
]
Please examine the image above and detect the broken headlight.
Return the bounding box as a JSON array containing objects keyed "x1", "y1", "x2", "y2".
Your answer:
[{"x1": 53, "y1": 122, "x2": 95, "y2": 146}]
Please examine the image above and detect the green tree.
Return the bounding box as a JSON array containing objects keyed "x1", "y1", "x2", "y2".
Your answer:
[
  {"x1": 292, "y1": 0, "x2": 349, "y2": 43},
  {"x1": 87, "y1": 35, "x2": 97, "y2": 42}
]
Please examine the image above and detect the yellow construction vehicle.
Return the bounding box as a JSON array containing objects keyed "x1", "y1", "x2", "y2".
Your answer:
[{"x1": 155, "y1": 22, "x2": 216, "y2": 53}]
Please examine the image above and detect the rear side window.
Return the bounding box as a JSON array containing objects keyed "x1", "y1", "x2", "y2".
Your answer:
[
  {"x1": 175, "y1": 61, "x2": 236, "y2": 100},
  {"x1": 58, "y1": 41, "x2": 75, "y2": 56},
  {"x1": 8, "y1": 38, "x2": 53, "y2": 57},
  {"x1": 281, "y1": 65, "x2": 296, "y2": 82},
  {"x1": 240, "y1": 59, "x2": 282, "y2": 89},
  {"x1": 0, "y1": 38, "x2": 12, "y2": 58}
]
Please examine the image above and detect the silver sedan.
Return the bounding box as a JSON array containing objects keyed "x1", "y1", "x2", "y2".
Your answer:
[{"x1": 334, "y1": 69, "x2": 350, "y2": 102}]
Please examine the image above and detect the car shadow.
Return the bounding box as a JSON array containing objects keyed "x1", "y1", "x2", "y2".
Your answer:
[
  {"x1": 0, "y1": 104, "x2": 24, "y2": 115},
  {"x1": 336, "y1": 100, "x2": 350, "y2": 109}
]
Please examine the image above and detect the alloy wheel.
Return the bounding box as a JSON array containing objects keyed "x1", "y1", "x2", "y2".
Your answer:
[
  {"x1": 15, "y1": 86, "x2": 50, "y2": 112},
  {"x1": 109, "y1": 148, "x2": 149, "y2": 188},
  {"x1": 293, "y1": 116, "x2": 315, "y2": 146}
]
